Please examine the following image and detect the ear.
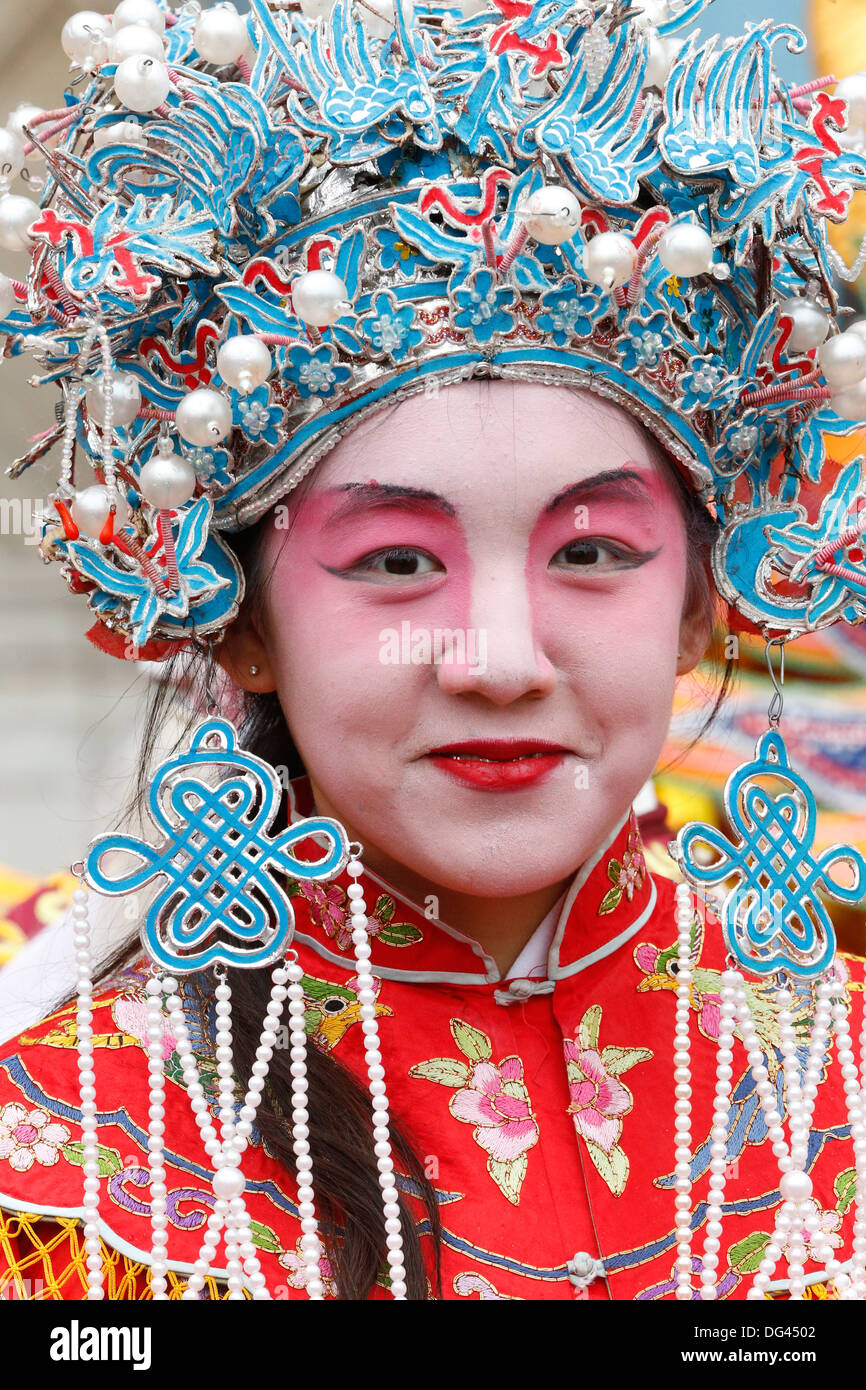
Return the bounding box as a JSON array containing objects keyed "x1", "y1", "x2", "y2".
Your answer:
[
  {"x1": 214, "y1": 608, "x2": 277, "y2": 694},
  {"x1": 676, "y1": 598, "x2": 713, "y2": 677}
]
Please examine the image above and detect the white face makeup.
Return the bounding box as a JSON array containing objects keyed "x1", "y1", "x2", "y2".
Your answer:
[{"x1": 255, "y1": 379, "x2": 702, "y2": 904}]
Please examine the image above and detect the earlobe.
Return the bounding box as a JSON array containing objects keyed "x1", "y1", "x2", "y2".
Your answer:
[
  {"x1": 676, "y1": 604, "x2": 713, "y2": 675},
  {"x1": 214, "y1": 613, "x2": 277, "y2": 693}
]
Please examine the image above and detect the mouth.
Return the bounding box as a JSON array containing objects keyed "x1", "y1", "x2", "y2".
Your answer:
[
  {"x1": 425, "y1": 740, "x2": 572, "y2": 791},
  {"x1": 427, "y1": 740, "x2": 570, "y2": 761}
]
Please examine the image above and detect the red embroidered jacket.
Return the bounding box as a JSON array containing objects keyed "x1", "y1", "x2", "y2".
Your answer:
[{"x1": 0, "y1": 787, "x2": 860, "y2": 1301}]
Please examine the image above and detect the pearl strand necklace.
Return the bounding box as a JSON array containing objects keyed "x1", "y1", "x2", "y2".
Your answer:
[
  {"x1": 346, "y1": 849, "x2": 408, "y2": 1300},
  {"x1": 72, "y1": 883, "x2": 104, "y2": 1300}
]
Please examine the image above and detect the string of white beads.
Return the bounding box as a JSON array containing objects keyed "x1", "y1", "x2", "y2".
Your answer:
[
  {"x1": 285, "y1": 956, "x2": 325, "y2": 1300},
  {"x1": 72, "y1": 883, "x2": 104, "y2": 1300},
  {"x1": 144, "y1": 974, "x2": 174, "y2": 1299},
  {"x1": 672, "y1": 882, "x2": 697, "y2": 1301},
  {"x1": 347, "y1": 850, "x2": 408, "y2": 1300},
  {"x1": 828, "y1": 978, "x2": 866, "y2": 1299},
  {"x1": 698, "y1": 969, "x2": 741, "y2": 1300}
]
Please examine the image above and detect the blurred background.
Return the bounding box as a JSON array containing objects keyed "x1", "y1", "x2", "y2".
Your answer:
[{"x1": 2, "y1": 0, "x2": 866, "y2": 970}]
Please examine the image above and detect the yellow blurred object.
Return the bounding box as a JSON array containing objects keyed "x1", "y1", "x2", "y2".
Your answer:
[{"x1": 811, "y1": 0, "x2": 866, "y2": 283}]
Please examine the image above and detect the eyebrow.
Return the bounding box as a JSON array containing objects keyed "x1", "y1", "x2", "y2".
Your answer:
[
  {"x1": 322, "y1": 468, "x2": 653, "y2": 525},
  {"x1": 542, "y1": 469, "x2": 654, "y2": 515},
  {"x1": 323, "y1": 482, "x2": 458, "y2": 523}
]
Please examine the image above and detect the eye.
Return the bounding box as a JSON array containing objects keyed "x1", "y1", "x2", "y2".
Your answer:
[
  {"x1": 551, "y1": 538, "x2": 638, "y2": 570},
  {"x1": 321, "y1": 997, "x2": 348, "y2": 1015},
  {"x1": 353, "y1": 546, "x2": 444, "y2": 578}
]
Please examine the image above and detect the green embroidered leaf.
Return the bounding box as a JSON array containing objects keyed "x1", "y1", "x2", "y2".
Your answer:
[
  {"x1": 835, "y1": 1167, "x2": 857, "y2": 1215},
  {"x1": 408, "y1": 1057, "x2": 472, "y2": 1087},
  {"x1": 598, "y1": 886, "x2": 622, "y2": 916},
  {"x1": 584, "y1": 1139, "x2": 628, "y2": 1196},
  {"x1": 377, "y1": 920, "x2": 423, "y2": 948},
  {"x1": 600, "y1": 1045, "x2": 653, "y2": 1076},
  {"x1": 578, "y1": 1005, "x2": 602, "y2": 1052},
  {"x1": 450, "y1": 1018, "x2": 492, "y2": 1062},
  {"x1": 164, "y1": 1049, "x2": 185, "y2": 1086},
  {"x1": 63, "y1": 1141, "x2": 124, "y2": 1178},
  {"x1": 728, "y1": 1230, "x2": 771, "y2": 1274},
  {"x1": 250, "y1": 1219, "x2": 281, "y2": 1254},
  {"x1": 374, "y1": 894, "x2": 395, "y2": 924},
  {"x1": 488, "y1": 1151, "x2": 527, "y2": 1207},
  {"x1": 607, "y1": 858, "x2": 622, "y2": 884}
]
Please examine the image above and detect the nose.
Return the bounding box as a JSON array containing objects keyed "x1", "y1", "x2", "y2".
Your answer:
[{"x1": 434, "y1": 561, "x2": 557, "y2": 704}]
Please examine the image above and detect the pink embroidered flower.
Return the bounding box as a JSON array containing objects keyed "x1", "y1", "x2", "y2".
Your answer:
[
  {"x1": 278, "y1": 1239, "x2": 338, "y2": 1297},
  {"x1": 113, "y1": 994, "x2": 176, "y2": 1059},
  {"x1": 449, "y1": 1058, "x2": 538, "y2": 1164},
  {"x1": 0, "y1": 1102, "x2": 70, "y2": 1172},
  {"x1": 564, "y1": 1040, "x2": 632, "y2": 1155},
  {"x1": 297, "y1": 882, "x2": 352, "y2": 950},
  {"x1": 780, "y1": 1200, "x2": 843, "y2": 1259}
]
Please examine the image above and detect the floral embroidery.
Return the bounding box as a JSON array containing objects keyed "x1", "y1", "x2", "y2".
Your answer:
[
  {"x1": 293, "y1": 880, "x2": 423, "y2": 951},
  {"x1": 0, "y1": 1103, "x2": 70, "y2": 1172},
  {"x1": 453, "y1": 1271, "x2": 516, "y2": 1299},
  {"x1": 112, "y1": 993, "x2": 176, "y2": 1058},
  {"x1": 598, "y1": 813, "x2": 646, "y2": 914},
  {"x1": 564, "y1": 1006, "x2": 651, "y2": 1197},
  {"x1": 409, "y1": 1019, "x2": 539, "y2": 1206},
  {"x1": 278, "y1": 1237, "x2": 339, "y2": 1298}
]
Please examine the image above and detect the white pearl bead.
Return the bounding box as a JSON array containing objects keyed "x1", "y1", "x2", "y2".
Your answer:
[
  {"x1": 113, "y1": 0, "x2": 166, "y2": 35},
  {"x1": 830, "y1": 377, "x2": 866, "y2": 421},
  {"x1": 0, "y1": 194, "x2": 40, "y2": 253},
  {"x1": 194, "y1": 4, "x2": 249, "y2": 65},
  {"x1": 779, "y1": 296, "x2": 831, "y2": 352},
  {"x1": 176, "y1": 387, "x2": 233, "y2": 445},
  {"x1": 217, "y1": 334, "x2": 272, "y2": 393},
  {"x1": 111, "y1": 23, "x2": 166, "y2": 63},
  {"x1": 658, "y1": 222, "x2": 715, "y2": 278},
  {"x1": 820, "y1": 329, "x2": 866, "y2": 388},
  {"x1": 291, "y1": 269, "x2": 352, "y2": 326},
  {"x1": 114, "y1": 55, "x2": 171, "y2": 114},
  {"x1": 92, "y1": 119, "x2": 146, "y2": 149},
  {"x1": 520, "y1": 185, "x2": 582, "y2": 245},
  {"x1": 0, "y1": 129, "x2": 25, "y2": 184},
  {"x1": 836, "y1": 72, "x2": 866, "y2": 133},
  {"x1": 212, "y1": 1164, "x2": 246, "y2": 1200},
  {"x1": 71, "y1": 484, "x2": 131, "y2": 538},
  {"x1": 139, "y1": 448, "x2": 197, "y2": 508},
  {"x1": 85, "y1": 370, "x2": 142, "y2": 427},
  {"x1": 583, "y1": 232, "x2": 638, "y2": 290},
  {"x1": 7, "y1": 104, "x2": 44, "y2": 157},
  {"x1": 62, "y1": 12, "x2": 114, "y2": 66},
  {"x1": 779, "y1": 1169, "x2": 812, "y2": 1203}
]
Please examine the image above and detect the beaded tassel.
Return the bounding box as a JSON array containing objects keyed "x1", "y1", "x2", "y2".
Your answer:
[
  {"x1": 144, "y1": 975, "x2": 171, "y2": 1299},
  {"x1": 346, "y1": 849, "x2": 408, "y2": 1300},
  {"x1": 673, "y1": 883, "x2": 866, "y2": 1301},
  {"x1": 72, "y1": 883, "x2": 104, "y2": 1300}
]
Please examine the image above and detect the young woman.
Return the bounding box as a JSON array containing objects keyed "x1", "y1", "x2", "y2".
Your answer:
[{"x1": 0, "y1": 0, "x2": 864, "y2": 1303}]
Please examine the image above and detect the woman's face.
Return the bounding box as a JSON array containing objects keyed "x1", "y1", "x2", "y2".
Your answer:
[{"x1": 248, "y1": 381, "x2": 708, "y2": 900}]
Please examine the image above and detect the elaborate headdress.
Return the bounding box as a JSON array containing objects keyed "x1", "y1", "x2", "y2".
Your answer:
[
  {"x1": 6, "y1": 0, "x2": 866, "y2": 654},
  {"x1": 4, "y1": 0, "x2": 866, "y2": 1302}
]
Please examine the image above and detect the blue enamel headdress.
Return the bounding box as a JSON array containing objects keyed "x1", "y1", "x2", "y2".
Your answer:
[{"x1": 5, "y1": 0, "x2": 866, "y2": 655}]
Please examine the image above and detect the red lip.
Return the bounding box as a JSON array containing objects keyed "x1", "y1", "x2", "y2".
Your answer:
[
  {"x1": 428, "y1": 739, "x2": 569, "y2": 758},
  {"x1": 426, "y1": 740, "x2": 569, "y2": 792}
]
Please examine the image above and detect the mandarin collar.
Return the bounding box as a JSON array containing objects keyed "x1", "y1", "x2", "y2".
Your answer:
[{"x1": 286, "y1": 777, "x2": 657, "y2": 987}]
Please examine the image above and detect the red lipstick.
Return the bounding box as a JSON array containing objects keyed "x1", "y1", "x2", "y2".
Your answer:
[{"x1": 426, "y1": 740, "x2": 569, "y2": 791}]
